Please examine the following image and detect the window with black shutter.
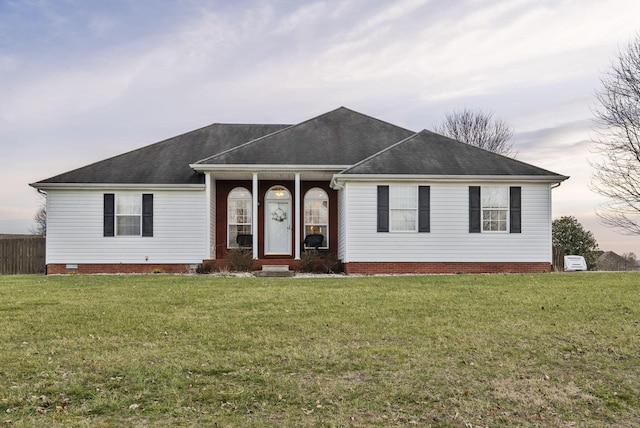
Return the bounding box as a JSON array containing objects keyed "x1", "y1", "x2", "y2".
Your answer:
[
  {"x1": 469, "y1": 186, "x2": 521, "y2": 233},
  {"x1": 104, "y1": 193, "x2": 153, "y2": 237}
]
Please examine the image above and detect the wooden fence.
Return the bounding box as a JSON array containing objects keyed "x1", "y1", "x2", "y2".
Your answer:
[
  {"x1": 552, "y1": 246, "x2": 565, "y2": 272},
  {"x1": 0, "y1": 235, "x2": 46, "y2": 275}
]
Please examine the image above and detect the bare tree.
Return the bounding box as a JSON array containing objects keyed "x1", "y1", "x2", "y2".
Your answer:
[
  {"x1": 623, "y1": 252, "x2": 639, "y2": 270},
  {"x1": 592, "y1": 33, "x2": 640, "y2": 235},
  {"x1": 29, "y1": 192, "x2": 46, "y2": 236},
  {"x1": 435, "y1": 108, "x2": 515, "y2": 157}
]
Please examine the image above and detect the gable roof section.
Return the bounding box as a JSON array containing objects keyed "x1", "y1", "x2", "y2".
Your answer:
[
  {"x1": 337, "y1": 130, "x2": 568, "y2": 180},
  {"x1": 33, "y1": 123, "x2": 289, "y2": 186},
  {"x1": 194, "y1": 107, "x2": 415, "y2": 167},
  {"x1": 32, "y1": 108, "x2": 568, "y2": 188}
]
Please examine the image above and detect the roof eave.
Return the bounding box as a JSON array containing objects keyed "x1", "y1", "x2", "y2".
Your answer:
[
  {"x1": 29, "y1": 182, "x2": 206, "y2": 191},
  {"x1": 330, "y1": 174, "x2": 570, "y2": 189},
  {"x1": 190, "y1": 164, "x2": 350, "y2": 173}
]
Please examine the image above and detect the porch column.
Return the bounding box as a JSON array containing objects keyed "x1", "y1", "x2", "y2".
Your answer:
[
  {"x1": 205, "y1": 173, "x2": 216, "y2": 259},
  {"x1": 252, "y1": 173, "x2": 259, "y2": 260},
  {"x1": 295, "y1": 172, "x2": 301, "y2": 260}
]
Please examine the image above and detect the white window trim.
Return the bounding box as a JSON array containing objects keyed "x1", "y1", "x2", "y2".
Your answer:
[
  {"x1": 389, "y1": 185, "x2": 418, "y2": 233},
  {"x1": 115, "y1": 193, "x2": 142, "y2": 237},
  {"x1": 227, "y1": 187, "x2": 253, "y2": 248},
  {"x1": 481, "y1": 186, "x2": 509, "y2": 233},
  {"x1": 304, "y1": 187, "x2": 329, "y2": 249}
]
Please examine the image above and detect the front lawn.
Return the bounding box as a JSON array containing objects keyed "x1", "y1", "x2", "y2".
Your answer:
[{"x1": 0, "y1": 273, "x2": 638, "y2": 426}]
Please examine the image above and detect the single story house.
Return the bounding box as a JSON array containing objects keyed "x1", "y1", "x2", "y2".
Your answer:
[{"x1": 31, "y1": 107, "x2": 568, "y2": 274}]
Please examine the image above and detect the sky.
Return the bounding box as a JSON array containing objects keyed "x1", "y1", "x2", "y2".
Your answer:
[{"x1": 1, "y1": 0, "x2": 639, "y2": 255}]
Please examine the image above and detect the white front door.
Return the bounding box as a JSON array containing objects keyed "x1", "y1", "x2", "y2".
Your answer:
[{"x1": 265, "y1": 187, "x2": 292, "y2": 255}]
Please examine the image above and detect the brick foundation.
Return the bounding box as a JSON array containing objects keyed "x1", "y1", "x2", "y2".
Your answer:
[
  {"x1": 343, "y1": 262, "x2": 551, "y2": 275},
  {"x1": 47, "y1": 264, "x2": 193, "y2": 275},
  {"x1": 47, "y1": 261, "x2": 551, "y2": 275}
]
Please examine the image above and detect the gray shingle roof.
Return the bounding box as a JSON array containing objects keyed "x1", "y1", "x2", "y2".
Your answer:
[
  {"x1": 340, "y1": 130, "x2": 567, "y2": 178},
  {"x1": 34, "y1": 123, "x2": 289, "y2": 185},
  {"x1": 32, "y1": 108, "x2": 567, "y2": 187},
  {"x1": 195, "y1": 107, "x2": 415, "y2": 166}
]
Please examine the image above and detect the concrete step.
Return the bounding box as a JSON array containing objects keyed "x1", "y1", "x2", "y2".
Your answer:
[{"x1": 254, "y1": 265, "x2": 294, "y2": 277}]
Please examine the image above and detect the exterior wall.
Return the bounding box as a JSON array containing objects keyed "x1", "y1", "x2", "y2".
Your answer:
[
  {"x1": 46, "y1": 189, "x2": 207, "y2": 267},
  {"x1": 340, "y1": 181, "x2": 553, "y2": 265}
]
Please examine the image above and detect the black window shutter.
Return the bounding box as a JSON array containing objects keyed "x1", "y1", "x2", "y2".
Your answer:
[
  {"x1": 104, "y1": 194, "x2": 115, "y2": 237},
  {"x1": 510, "y1": 187, "x2": 521, "y2": 233},
  {"x1": 142, "y1": 194, "x2": 153, "y2": 237},
  {"x1": 418, "y1": 186, "x2": 430, "y2": 233},
  {"x1": 469, "y1": 186, "x2": 481, "y2": 233},
  {"x1": 377, "y1": 186, "x2": 389, "y2": 232}
]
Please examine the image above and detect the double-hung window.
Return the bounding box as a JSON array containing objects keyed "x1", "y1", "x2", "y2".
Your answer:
[
  {"x1": 481, "y1": 186, "x2": 508, "y2": 231},
  {"x1": 104, "y1": 193, "x2": 153, "y2": 237},
  {"x1": 390, "y1": 185, "x2": 417, "y2": 231},
  {"x1": 116, "y1": 194, "x2": 142, "y2": 236},
  {"x1": 469, "y1": 186, "x2": 521, "y2": 233},
  {"x1": 377, "y1": 185, "x2": 430, "y2": 233}
]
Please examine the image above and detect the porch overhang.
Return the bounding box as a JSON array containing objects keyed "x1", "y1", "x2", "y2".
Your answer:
[
  {"x1": 190, "y1": 164, "x2": 347, "y2": 181},
  {"x1": 196, "y1": 164, "x2": 344, "y2": 263}
]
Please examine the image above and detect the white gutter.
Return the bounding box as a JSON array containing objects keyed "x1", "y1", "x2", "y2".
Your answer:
[
  {"x1": 331, "y1": 174, "x2": 570, "y2": 188},
  {"x1": 29, "y1": 183, "x2": 206, "y2": 191}
]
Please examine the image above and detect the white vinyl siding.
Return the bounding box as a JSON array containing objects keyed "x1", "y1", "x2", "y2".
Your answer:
[
  {"x1": 46, "y1": 189, "x2": 207, "y2": 264},
  {"x1": 341, "y1": 182, "x2": 552, "y2": 263}
]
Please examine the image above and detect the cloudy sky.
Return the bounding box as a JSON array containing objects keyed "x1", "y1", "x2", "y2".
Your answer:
[{"x1": 1, "y1": 0, "x2": 639, "y2": 254}]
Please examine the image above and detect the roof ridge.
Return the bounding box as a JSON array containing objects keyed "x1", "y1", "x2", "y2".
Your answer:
[
  {"x1": 420, "y1": 129, "x2": 564, "y2": 176},
  {"x1": 195, "y1": 109, "x2": 350, "y2": 164},
  {"x1": 336, "y1": 106, "x2": 414, "y2": 133},
  {"x1": 36, "y1": 122, "x2": 242, "y2": 182},
  {"x1": 338, "y1": 129, "x2": 567, "y2": 178},
  {"x1": 31, "y1": 122, "x2": 289, "y2": 185},
  {"x1": 194, "y1": 123, "x2": 296, "y2": 164},
  {"x1": 338, "y1": 130, "x2": 421, "y2": 174},
  {"x1": 195, "y1": 106, "x2": 415, "y2": 165}
]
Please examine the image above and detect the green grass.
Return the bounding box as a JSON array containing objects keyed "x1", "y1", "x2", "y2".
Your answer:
[{"x1": 0, "y1": 273, "x2": 639, "y2": 427}]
